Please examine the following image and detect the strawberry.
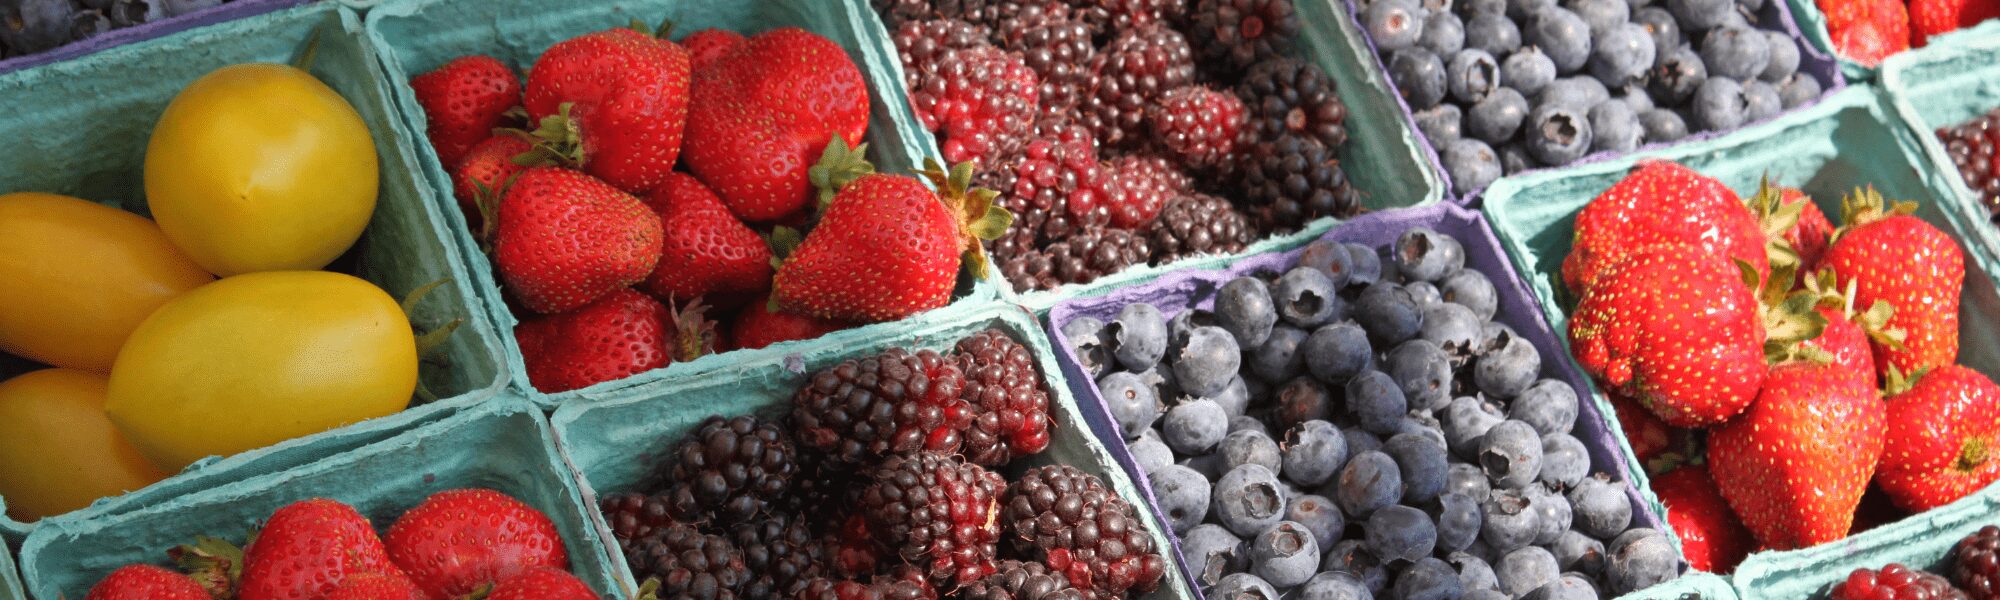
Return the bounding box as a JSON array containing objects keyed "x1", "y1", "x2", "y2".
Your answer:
[
  {"x1": 85, "y1": 565, "x2": 209, "y2": 600},
  {"x1": 451, "y1": 132, "x2": 534, "y2": 241},
  {"x1": 386, "y1": 489, "x2": 570, "y2": 598},
  {"x1": 323, "y1": 572, "x2": 425, "y2": 600},
  {"x1": 494, "y1": 167, "x2": 662, "y2": 314},
  {"x1": 729, "y1": 297, "x2": 854, "y2": 350},
  {"x1": 488, "y1": 567, "x2": 598, "y2": 600},
  {"x1": 1708, "y1": 362, "x2": 1886, "y2": 551},
  {"x1": 1793, "y1": 269, "x2": 1905, "y2": 387},
  {"x1": 1909, "y1": 0, "x2": 2000, "y2": 46},
  {"x1": 1560, "y1": 161, "x2": 1776, "y2": 298},
  {"x1": 1875, "y1": 364, "x2": 2000, "y2": 511},
  {"x1": 1608, "y1": 391, "x2": 1685, "y2": 473},
  {"x1": 641, "y1": 172, "x2": 773, "y2": 306},
  {"x1": 684, "y1": 27, "x2": 871, "y2": 222},
  {"x1": 522, "y1": 25, "x2": 691, "y2": 195},
  {"x1": 1750, "y1": 183, "x2": 1835, "y2": 280},
  {"x1": 1652, "y1": 465, "x2": 1754, "y2": 574},
  {"x1": 516, "y1": 289, "x2": 670, "y2": 393},
  {"x1": 679, "y1": 28, "x2": 745, "y2": 70},
  {"x1": 410, "y1": 55, "x2": 523, "y2": 168},
  {"x1": 772, "y1": 145, "x2": 1011, "y2": 323},
  {"x1": 1819, "y1": 0, "x2": 1911, "y2": 65},
  {"x1": 1821, "y1": 188, "x2": 1964, "y2": 377},
  {"x1": 238, "y1": 499, "x2": 397, "y2": 600}
]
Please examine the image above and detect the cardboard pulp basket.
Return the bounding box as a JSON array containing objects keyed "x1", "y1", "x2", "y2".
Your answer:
[
  {"x1": 0, "y1": 0, "x2": 507, "y2": 546},
  {"x1": 0, "y1": 0, "x2": 309, "y2": 77},
  {"x1": 0, "y1": 537, "x2": 19, "y2": 600},
  {"x1": 1044, "y1": 202, "x2": 1676, "y2": 599},
  {"x1": 1882, "y1": 20, "x2": 2000, "y2": 286},
  {"x1": 547, "y1": 302, "x2": 1192, "y2": 600},
  {"x1": 1785, "y1": 0, "x2": 2000, "y2": 82}
]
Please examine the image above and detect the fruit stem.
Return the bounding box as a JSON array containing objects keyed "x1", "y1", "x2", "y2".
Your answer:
[{"x1": 1958, "y1": 437, "x2": 1990, "y2": 473}]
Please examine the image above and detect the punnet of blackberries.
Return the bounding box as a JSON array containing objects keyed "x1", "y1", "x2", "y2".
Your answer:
[
  {"x1": 1936, "y1": 107, "x2": 2000, "y2": 223},
  {"x1": 599, "y1": 327, "x2": 1171, "y2": 600},
  {"x1": 1065, "y1": 227, "x2": 1682, "y2": 599},
  {"x1": 1824, "y1": 524, "x2": 2000, "y2": 600},
  {"x1": 876, "y1": 0, "x2": 1369, "y2": 293}
]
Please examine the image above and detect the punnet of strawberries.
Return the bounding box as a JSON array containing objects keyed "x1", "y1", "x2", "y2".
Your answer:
[
  {"x1": 1564, "y1": 160, "x2": 2000, "y2": 575},
  {"x1": 1819, "y1": 0, "x2": 1998, "y2": 65},
  {"x1": 407, "y1": 20, "x2": 1011, "y2": 394}
]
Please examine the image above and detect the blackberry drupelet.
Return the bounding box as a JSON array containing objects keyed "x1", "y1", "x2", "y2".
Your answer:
[
  {"x1": 994, "y1": 3, "x2": 1099, "y2": 111},
  {"x1": 1953, "y1": 525, "x2": 2000, "y2": 598},
  {"x1": 999, "y1": 247, "x2": 1063, "y2": 292},
  {"x1": 599, "y1": 492, "x2": 677, "y2": 543},
  {"x1": 626, "y1": 523, "x2": 750, "y2": 600},
  {"x1": 1830, "y1": 564, "x2": 1969, "y2": 600},
  {"x1": 1186, "y1": 0, "x2": 1302, "y2": 75},
  {"x1": 1146, "y1": 192, "x2": 1252, "y2": 263},
  {"x1": 960, "y1": 560, "x2": 1090, "y2": 600},
  {"x1": 1002, "y1": 465, "x2": 1169, "y2": 598},
  {"x1": 1238, "y1": 133, "x2": 1361, "y2": 231},
  {"x1": 904, "y1": 41, "x2": 1041, "y2": 165},
  {"x1": 730, "y1": 513, "x2": 820, "y2": 600},
  {"x1": 1103, "y1": 153, "x2": 1190, "y2": 229},
  {"x1": 1937, "y1": 108, "x2": 2000, "y2": 219},
  {"x1": 1097, "y1": 0, "x2": 1191, "y2": 31},
  {"x1": 860, "y1": 452, "x2": 1008, "y2": 587},
  {"x1": 791, "y1": 348, "x2": 973, "y2": 465},
  {"x1": 1082, "y1": 24, "x2": 1196, "y2": 147},
  {"x1": 953, "y1": 329, "x2": 1055, "y2": 466},
  {"x1": 1048, "y1": 227, "x2": 1153, "y2": 287},
  {"x1": 1237, "y1": 57, "x2": 1349, "y2": 150},
  {"x1": 874, "y1": 0, "x2": 994, "y2": 28},
  {"x1": 797, "y1": 566, "x2": 938, "y2": 600},
  {"x1": 1148, "y1": 85, "x2": 1250, "y2": 172},
  {"x1": 661, "y1": 415, "x2": 798, "y2": 525},
  {"x1": 975, "y1": 117, "x2": 1110, "y2": 249},
  {"x1": 894, "y1": 19, "x2": 992, "y2": 75}
]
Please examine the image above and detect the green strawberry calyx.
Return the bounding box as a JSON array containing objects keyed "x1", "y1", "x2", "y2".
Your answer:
[
  {"x1": 403, "y1": 278, "x2": 466, "y2": 404},
  {"x1": 666, "y1": 296, "x2": 720, "y2": 363},
  {"x1": 809, "y1": 134, "x2": 875, "y2": 210},
  {"x1": 918, "y1": 158, "x2": 1012, "y2": 281},
  {"x1": 1747, "y1": 176, "x2": 1805, "y2": 273},
  {"x1": 1738, "y1": 258, "x2": 1830, "y2": 365},
  {"x1": 1883, "y1": 364, "x2": 1931, "y2": 397},
  {"x1": 169, "y1": 535, "x2": 244, "y2": 599},
  {"x1": 1801, "y1": 268, "x2": 1909, "y2": 352},
  {"x1": 514, "y1": 102, "x2": 589, "y2": 169},
  {"x1": 1830, "y1": 186, "x2": 1920, "y2": 245}
]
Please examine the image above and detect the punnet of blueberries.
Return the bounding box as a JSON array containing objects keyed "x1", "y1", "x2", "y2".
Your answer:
[
  {"x1": 1067, "y1": 226, "x2": 1681, "y2": 599},
  {"x1": 1353, "y1": 0, "x2": 1827, "y2": 196},
  {"x1": 0, "y1": 0, "x2": 234, "y2": 59}
]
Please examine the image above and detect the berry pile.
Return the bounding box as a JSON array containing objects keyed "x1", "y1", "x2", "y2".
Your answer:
[
  {"x1": 1826, "y1": 525, "x2": 2000, "y2": 600},
  {"x1": 1936, "y1": 107, "x2": 2000, "y2": 220},
  {"x1": 0, "y1": 0, "x2": 235, "y2": 60},
  {"x1": 1066, "y1": 227, "x2": 1679, "y2": 598},
  {"x1": 876, "y1": 0, "x2": 1366, "y2": 292},
  {"x1": 409, "y1": 24, "x2": 1010, "y2": 393},
  {"x1": 1351, "y1": 0, "x2": 1826, "y2": 195},
  {"x1": 1818, "y1": 0, "x2": 1998, "y2": 66},
  {"x1": 599, "y1": 328, "x2": 1169, "y2": 599}
]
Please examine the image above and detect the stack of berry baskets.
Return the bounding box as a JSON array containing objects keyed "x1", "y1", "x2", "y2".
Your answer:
[
  {"x1": 1046, "y1": 202, "x2": 1683, "y2": 599},
  {"x1": 1882, "y1": 20, "x2": 2000, "y2": 276},
  {"x1": 1481, "y1": 83, "x2": 2000, "y2": 597},
  {"x1": 367, "y1": 0, "x2": 1009, "y2": 405},
  {"x1": 549, "y1": 302, "x2": 1190, "y2": 599},
  {"x1": 0, "y1": 0, "x2": 308, "y2": 76},
  {"x1": 1345, "y1": 0, "x2": 1844, "y2": 201},
  {"x1": 864, "y1": 0, "x2": 1445, "y2": 308}
]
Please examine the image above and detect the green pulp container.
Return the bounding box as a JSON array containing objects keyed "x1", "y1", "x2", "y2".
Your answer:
[
  {"x1": 1882, "y1": 20, "x2": 2000, "y2": 286},
  {"x1": 1730, "y1": 486, "x2": 2000, "y2": 598},
  {"x1": 1, "y1": 536, "x2": 19, "y2": 600},
  {"x1": 1621, "y1": 570, "x2": 1739, "y2": 600}
]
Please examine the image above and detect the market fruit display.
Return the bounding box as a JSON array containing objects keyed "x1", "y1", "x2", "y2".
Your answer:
[
  {"x1": 1821, "y1": 0, "x2": 1997, "y2": 65},
  {"x1": 0, "y1": 368, "x2": 168, "y2": 521},
  {"x1": 0, "y1": 0, "x2": 239, "y2": 59},
  {"x1": 1069, "y1": 228, "x2": 1678, "y2": 598},
  {"x1": 1821, "y1": 524, "x2": 2000, "y2": 598},
  {"x1": 1937, "y1": 106, "x2": 2000, "y2": 221}
]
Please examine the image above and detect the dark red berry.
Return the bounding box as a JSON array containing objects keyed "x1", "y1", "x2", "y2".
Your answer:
[
  {"x1": 859, "y1": 452, "x2": 1007, "y2": 587},
  {"x1": 1082, "y1": 24, "x2": 1196, "y2": 148},
  {"x1": 660, "y1": 415, "x2": 797, "y2": 525},
  {"x1": 953, "y1": 328, "x2": 1055, "y2": 465},
  {"x1": 1002, "y1": 465, "x2": 1169, "y2": 598},
  {"x1": 1186, "y1": 0, "x2": 1302, "y2": 74},
  {"x1": 790, "y1": 348, "x2": 974, "y2": 466},
  {"x1": 1952, "y1": 525, "x2": 2000, "y2": 599},
  {"x1": 1146, "y1": 192, "x2": 1253, "y2": 264},
  {"x1": 1147, "y1": 85, "x2": 1250, "y2": 171},
  {"x1": 898, "y1": 29, "x2": 1041, "y2": 165},
  {"x1": 1103, "y1": 153, "x2": 1189, "y2": 229},
  {"x1": 1830, "y1": 563, "x2": 1969, "y2": 600}
]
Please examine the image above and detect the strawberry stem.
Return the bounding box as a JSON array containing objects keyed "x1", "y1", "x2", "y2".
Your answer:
[
  {"x1": 809, "y1": 134, "x2": 874, "y2": 209},
  {"x1": 169, "y1": 535, "x2": 244, "y2": 600}
]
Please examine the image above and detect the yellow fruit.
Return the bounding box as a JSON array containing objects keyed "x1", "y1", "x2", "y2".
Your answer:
[
  {"x1": 106, "y1": 271, "x2": 417, "y2": 471},
  {"x1": 0, "y1": 192, "x2": 212, "y2": 372},
  {"x1": 0, "y1": 369, "x2": 170, "y2": 522},
  {"x1": 144, "y1": 63, "x2": 380, "y2": 276}
]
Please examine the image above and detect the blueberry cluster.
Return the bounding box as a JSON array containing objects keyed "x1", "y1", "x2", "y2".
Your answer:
[
  {"x1": 0, "y1": 0, "x2": 231, "y2": 59},
  {"x1": 1356, "y1": 0, "x2": 1821, "y2": 195},
  {"x1": 1065, "y1": 228, "x2": 1681, "y2": 599}
]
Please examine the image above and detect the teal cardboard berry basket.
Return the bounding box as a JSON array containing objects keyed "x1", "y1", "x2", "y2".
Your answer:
[
  {"x1": 1881, "y1": 20, "x2": 2000, "y2": 285},
  {"x1": 364, "y1": 0, "x2": 1006, "y2": 409},
  {"x1": 17, "y1": 395, "x2": 624, "y2": 600},
  {"x1": 1624, "y1": 570, "x2": 1740, "y2": 599},
  {"x1": 1786, "y1": 0, "x2": 2000, "y2": 82},
  {"x1": 0, "y1": 0, "x2": 506, "y2": 547},
  {"x1": 0, "y1": 535, "x2": 20, "y2": 600},
  {"x1": 1481, "y1": 84, "x2": 2000, "y2": 585},
  {"x1": 546, "y1": 302, "x2": 1193, "y2": 600},
  {"x1": 1730, "y1": 484, "x2": 2000, "y2": 598}
]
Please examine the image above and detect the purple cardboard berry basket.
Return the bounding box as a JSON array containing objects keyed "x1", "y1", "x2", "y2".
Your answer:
[
  {"x1": 1044, "y1": 202, "x2": 1673, "y2": 597},
  {"x1": 0, "y1": 0, "x2": 308, "y2": 77},
  {"x1": 1331, "y1": 0, "x2": 1847, "y2": 204}
]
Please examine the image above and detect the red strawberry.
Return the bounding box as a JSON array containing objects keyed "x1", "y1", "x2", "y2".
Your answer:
[
  {"x1": 1820, "y1": 0, "x2": 1912, "y2": 65},
  {"x1": 641, "y1": 172, "x2": 773, "y2": 306},
  {"x1": 1909, "y1": 0, "x2": 2000, "y2": 46},
  {"x1": 238, "y1": 499, "x2": 397, "y2": 600},
  {"x1": 488, "y1": 567, "x2": 598, "y2": 600},
  {"x1": 1751, "y1": 183, "x2": 1835, "y2": 281},
  {"x1": 516, "y1": 289, "x2": 670, "y2": 393},
  {"x1": 1608, "y1": 391, "x2": 1684, "y2": 472},
  {"x1": 1652, "y1": 465, "x2": 1755, "y2": 574},
  {"x1": 1876, "y1": 365, "x2": 2000, "y2": 511},
  {"x1": 85, "y1": 565, "x2": 209, "y2": 600},
  {"x1": 730, "y1": 297, "x2": 853, "y2": 350},
  {"x1": 773, "y1": 146, "x2": 1011, "y2": 323},
  {"x1": 1822, "y1": 188, "x2": 1964, "y2": 377},
  {"x1": 386, "y1": 489, "x2": 570, "y2": 599},
  {"x1": 1795, "y1": 269, "x2": 1905, "y2": 387},
  {"x1": 494, "y1": 167, "x2": 662, "y2": 314},
  {"x1": 411, "y1": 55, "x2": 523, "y2": 168},
  {"x1": 679, "y1": 28, "x2": 745, "y2": 70},
  {"x1": 452, "y1": 132, "x2": 534, "y2": 241},
  {"x1": 323, "y1": 572, "x2": 425, "y2": 600},
  {"x1": 684, "y1": 28, "x2": 871, "y2": 222},
  {"x1": 1708, "y1": 362, "x2": 1886, "y2": 551},
  {"x1": 522, "y1": 26, "x2": 691, "y2": 195},
  {"x1": 1561, "y1": 161, "x2": 1775, "y2": 298}
]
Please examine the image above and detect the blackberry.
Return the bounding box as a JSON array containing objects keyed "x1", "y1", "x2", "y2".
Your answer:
[
  {"x1": 791, "y1": 347, "x2": 973, "y2": 465},
  {"x1": 661, "y1": 415, "x2": 797, "y2": 524},
  {"x1": 600, "y1": 492, "x2": 677, "y2": 543},
  {"x1": 798, "y1": 566, "x2": 937, "y2": 600},
  {"x1": 1096, "y1": 0, "x2": 1191, "y2": 31},
  {"x1": 1237, "y1": 57, "x2": 1350, "y2": 150},
  {"x1": 994, "y1": 3, "x2": 1098, "y2": 111},
  {"x1": 998, "y1": 247, "x2": 1063, "y2": 292},
  {"x1": 626, "y1": 523, "x2": 750, "y2": 600},
  {"x1": 894, "y1": 19, "x2": 992, "y2": 73},
  {"x1": 976, "y1": 116, "x2": 1110, "y2": 249},
  {"x1": 1104, "y1": 153, "x2": 1189, "y2": 229},
  {"x1": 874, "y1": 0, "x2": 994, "y2": 28},
  {"x1": 822, "y1": 509, "x2": 890, "y2": 579},
  {"x1": 1952, "y1": 525, "x2": 2000, "y2": 598},
  {"x1": 1187, "y1": 0, "x2": 1302, "y2": 75},
  {"x1": 1146, "y1": 192, "x2": 1252, "y2": 263},
  {"x1": 730, "y1": 514, "x2": 820, "y2": 600},
  {"x1": 1148, "y1": 85, "x2": 1250, "y2": 172},
  {"x1": 1082, "y1": 24, "x2": 1196, "y2": 147},
  {"x1": 1238, "y1": 133, "x2": 1361, "y2": 231},
  {"x1": 953, "y1": 328, "x2": 1055, "y2": 465},
  {"x1": 1002, "y1": 465, "x2": 1169, "y2": 598},
  {"x1": 961, "y1": 560, "x2": 1089, "y2": 599},
  {"x1": 861, "y1": 452, "x2": 1008, "y2": 586},
  {"x1": 1937, "y1": 108, "x2": 2000, "y2": 219},
  {"x1": 1830, "y1": 564, "x2": 1968, "y2": 600},
  {"x1": 902, "y1": 38, "x2": 1041, "y2": 165},
  {"x1": 1048, "y1": 226, "x2": 1152, "y2": 286}
]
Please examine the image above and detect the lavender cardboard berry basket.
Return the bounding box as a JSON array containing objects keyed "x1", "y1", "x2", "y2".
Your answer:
[
  {"x1": 547, "y1": 302, "x2": 1192, "y2": 600},
  {"x1": 363, "y1": 0, "x2": 1005, "y2": 409},
  {"x1": 1729, "y1": 485, "x2": 2000, "y2": 598},
  {"x1": 17, "y1": 395, "x2": 624, "y2": 600},
  {"x1": 1482, "y1": 84, "x2": 2000, "y2": 588},
  {"x1": 0, "y1": 0, "x2": 507, "y2": 545},
  {"x1": 0, "y1": 0, "x2": 307, "y2": 77},
  {"x1": 1882, "y1": 20, "x2": 2000, "y2": 288},
  {"x1": 1044, "y1": 202, "x2": 1674, "y2": 599}
]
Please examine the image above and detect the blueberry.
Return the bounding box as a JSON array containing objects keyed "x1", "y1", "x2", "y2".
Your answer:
[
  {"x1": 1395, "y1": 557, "x2": 1464, "y2": 600},
  {"x1": 1299, "y1": 240, "x2": 1358, "y2": 289},
  {"x1": 1276, "y1": 267, "x2": 1346, "y2": 327},
  {"x1": 1283, "y1": 420, "x2": 1349, "y2": 486},
  {"x1": 1421, "y1": 10, "x2": 1467, "y2": 56},
  {"x1": 1449, "y1": 461, "x2": 1491, "y2": 497},
  {"x1": 1151, "y1": 464, "x2": 1212, "y2": 534},
  {"x1": 1233, "y1": 414, "x2": 1272, "y2": 434},
  {"x1": 1448, "y1": 551, "x2": 1501, "y2": 592},
  {"x1": 1619, "y1": 86, "x2": 1656, "y2": 112},
  {"x1": 1525, "y1": 574, "x2": 1600, "y2": 600},
  {"x1": 1440, "y1": 138, "x2": 1503, "y2": 196},
  {"x1": 1638, "y1": 108, "x2": 1689, "y2": 143},
  {"x1": 1380, "y1": 434, "x2": 1444, "y2": 505},
  {"x1": 1568, "y1": 475, "x2": 1633, "y2": 538},
  {"x1": 1387, "y1": 340, "x2": 1453, "y2": 412},
  {"x1": 1497, "y1": 546, "x2": 1563, "y2": 597},
  {"x1": 1346, "y1": 370, "x2": 1410, "y2": 435},
  {"x1": 1759, "y1": 30, "x2": 1798, "y2": 82},
  {"x1": 1391, "y1": 48, "x2": 1450, "y2": 110},
  {"x1": 1537, "y1": 433, "x2": 1590, "y2": 490},
  {"x1": 1632, "y1": 7, "x2": 1682, "y2": 57},
  {"x1": 1324, "y1": 540, "x2": 1391, "y2": 594},
  {"x1": 1366, "y1": 505, "x2": 1438, "y2": 564},
  {"x1": 1438, "y1": 269, "x2": 1497, "y2": 320},
  {"x1": 1299, "y1": 571, "x2": 1372, "y2": 600},
  {"x1": 1405, "y1": 280, "x2": 1443, "y2": 305},
  {"x1": 1165, "y1": 398, "x2": 1229, "y2": 455},
  {"x1": 1463, "y1": 13, "x2": 1522, "y2": 56},
  {"x1": 1356, "y1": 284, "x2": 1424, "y2": 347},
  {"x1": 1442, "y1": 396, "x2": 1506, "y2": 459},
  {"x1": 1169, "y1": 309, "x2": 1216, "y2": 355},
  {"x1": 1415, "y1": 103, "x2": 1464, "y2": 144},
  {"x1": 1217, "y1": 277, "x2": 1279, "y2": 348},
  {"x1": 1434, "y1": 491, "x2": 1485, "y2": 552},
  {"x1": 1223, "y1": 428, "x2": 1285, "y2": 475},
  {"x1": 1239, "y1": 331, "x2": 1304, "y2": 387},
  {"x1": 1110, "y1": 302, "x2": 1169, "y2": 371},
  {"x1": 1303, "y1": 321, "x2": 1373, "y2": 384},
  {"x1": 1461, "y1": 0, "x2": 1507, "y2": 15},
  {"x1": 1466, "y1": 87, "x2": 1529, "y2": 144},
  {"x1": 1586, "y1": 99, "x2": 1642, "y2": 154},
  {"x1": 1252, "y1": 521, "x2": 1322, "y2": 588},
  {"x1": 1185, "y1": 524, "x2": 1250, "y2": 586},
  {"x1": 1099, "y1": 371, "x2": 1161, "y2": 439},
  {"x1": 1419, "y1": 302, "x2": 1483, "y2": 356},
  {"x1": 1526, "y1": 8, "x2": 1593, "y2": 73},
  {"x1": 1524, "y1": 105, "x2": 1593, "y2": 165},
  {"x1": 1465, "y1": 590, "x2": 1511, "y2": 600},
  {"x1": 1394, "y1": 413, "x2": 1451, "y2": 449},
  {"x1": 0, "y1": 0, "x2": 76, "y2": 54},
  {"x1": 1692, "y1": 76, "x2": 1747, "y2": 131},
  {"x1": 1647, "y1": 45, "x2": 1707, "y2": 106},
  {"x1": 1211, "y1": 376, "x2": 1252, "y2": 418},
  {"x1": 1498, "y1": 143, "x2": 1537, "y2": 174},
  {"x1": 1525, "y1": 483, "x2": 1574, "y2": 544},
  {"x1": 1552, "y1": 529, "x2": 1608, "y2": 576},
  {"x1": 1540, "y1": 77, "x2": 1610, "y2": 113},
  {"x1": 1287, "y1": 494, "x2": 1346, "y2": 550},
  {"x1": 1275, "y1": 377, "x2": 1336, "y2": 433},
  {"x1": 1502, "y1": 48, "x2": 1558, "y2": 97},
  {"x1": 1447, "y1": 49, "x2": 1502, "y2": 103},
  {"x1": 1474, "y1": 330, "x2": 1540, "y2": 399},
  {"x1": 1606, "y1": 528, "x2": 1677, "y2": 594},
  {"x1": 1335, "y1": 450, "x2": 1404, "y2": 518},
  {"x1": 1346, "y1": 243, "x2": 1384, "y2": 288},
  {"x1": 1394, "y1": 227, "x2": 1465, "y2": 282},
  {"x1": 1590, "y1": 22, "x2": 1656, "y2": 87},
  {"x1": 1510, "y1": 380, "x2": 1578, "y2": 434},
  {"x1": 1700, "y1": 26, "x2": 1770, "y2": 81},
  {"x1": 1131, "y1": 429, "x2": 1175, "y2": 475},
  {"x1": 1566, "y1": 0, "x2": 1629, "y2": 35},
  {"x1": 1479, "y1": 420, "x2": 1545, "y2": 488},
  {"x1": 1061, "y1": 316, "x2": 1113, "y2": 380},
  {"x1": 1216, "y1": 464, "x2": 1288, "y2": 537},
  {"x1": 1480, "y1": 489, "x2": 1541, "y2": 553},
  {"x1": 1365, "y1": 0, "x2": 1428, "y2": 51},
  {"x1": 1506, "y1": 0, "x2": 1556, "y2": 20},
  {"x1": 1176, "y1": 326, "x2": 1243, "y2": 397},
  {"x1": 1214, "y1": 572, "x2": 1282, "y2": 600},
  {"x1": 1668, "y1": 0, "x2": 1733, "y2": 30},
  {"x1": 1742, "y1": 78, "x2": 1781, "y2": 121},
  {"x1": 1183, "y1": 453, "x2": 1228, "y2": 480},
  {"x1": 1345, "y1": 426, "x2": 1386, "y2": 457},
  {"x1": 1779, "y1": 72, "x2": 1821, "y2": 108}
]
